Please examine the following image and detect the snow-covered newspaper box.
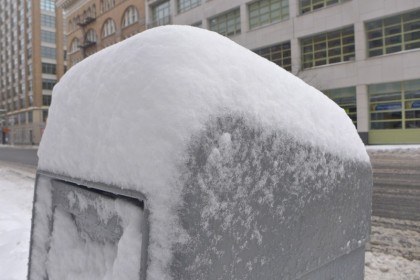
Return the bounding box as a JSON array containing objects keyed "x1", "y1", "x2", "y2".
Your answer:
[{"x1": 28, "y1": 26, "x2": 372, "y2": 280}]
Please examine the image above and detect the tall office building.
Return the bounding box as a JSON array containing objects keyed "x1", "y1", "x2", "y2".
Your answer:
[
  {"x1": 145, "y1": 0, "x2": 420, "y2": 145},
  {"x1": 0, "y1": 0, "x2": 65, "y2": 145},
  {"x1": 57, "y1": 0, "x2": 146, "y2": 69}
]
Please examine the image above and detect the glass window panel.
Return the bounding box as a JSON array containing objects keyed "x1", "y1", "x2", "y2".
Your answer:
[
  {"x1": 249, "y1": 0, "x2": 288, "y2": 29},
  {"x1": 405, "y1": 109, "x2": 420, "y2": 119},
  {"x1": 367, "y1": 31, "x2": 383, "y2": 40},
  {"x1": 314, "y1": 59, "x2": 326, "y2": 66},
  {"x1": 253, "y1": 41, "x2": 292, "y2": 71},
  {"x1": 367, "y1": 9, "x2": 420, "y2": 56},
  {"x1": 405, "y1": 79, "x2": 420, "y2": 91},
  {"x1": 371, "y1": 121, "x2": 402, "y2": 129},
  {"x1": 386, "y1": 45, "x2": 402, "y2": 53},
  {"x1": 406, "y1": 121, "x2": 420, "y2": 128},
  {"x1": 301, "y1": 26, "x2": 354, "y2": 69},
  {"x1": 210, "y1": 8, "x2": 240, "y2": 36},
  {"x1": 404, "y1": 21, "x2": 420, "y2": 32},
  {"x1": 406, "y1": 41, "x2": 420, "y2": 50},
  {"x1": 384, "y1": 16, "x2": 400, "y2": 26},
  {"x1": 369, "y1": 49, "x2": 383, "y2": 57},
  {"x1": 369, "y1": 39, "x2": 383, "y2": 49},
  {"x1": 385, "y1": 25, "x2": 401, "y2": 36},
  {"x1": 405, "y1": 31, "x2": 420, "y2": 41}
]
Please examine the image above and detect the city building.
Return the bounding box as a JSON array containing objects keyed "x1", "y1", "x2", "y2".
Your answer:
[
  {"x1": 57, "y1": 0, "x2": 146, "y2": 69},
  {"x1": 0, "y1": 0, "x2": 65, "y2": 145},
  {"x1": 145, "y1": 0, "x2": 420, "y2": 145}
]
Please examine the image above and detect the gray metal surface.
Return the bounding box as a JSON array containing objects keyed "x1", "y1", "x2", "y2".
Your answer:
[
  {"x1": 27, "y1": 173, "x2": 149, "y2": 280},
  {"x1": 171, "y1": 115, "x2": 372, "y2": 280},
  {"x1": 28, "y1": 115, "x2": 372, "y2": 280}
]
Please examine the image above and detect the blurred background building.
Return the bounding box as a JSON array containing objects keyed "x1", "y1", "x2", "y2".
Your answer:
[
  {"x1": 144, "y1": 0, "x2": 420, "y2": 145},
  {"x1": 0, "y1": 0, "x2": 65, "y2": 145},
  {"x1": 57, "y1": 0, "x2": 146, "y2": 69},
  {"x1": 1, "y1": 0, "x2": 419, "y2": 145}
]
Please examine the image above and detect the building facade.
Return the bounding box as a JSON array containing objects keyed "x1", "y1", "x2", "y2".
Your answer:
[
  {"x1": 145, "y1": 0, "x2": 420, "y2": 144},
  {"x1": 0, "y1": 0, "x2": 65, "y2": 145},
  {"x1": 57, "y1": 0, "x2": 146, "y2": 69}
]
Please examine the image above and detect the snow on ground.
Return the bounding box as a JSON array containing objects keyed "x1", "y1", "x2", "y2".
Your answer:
[
  {"x1": 365, "y1": 251, "x2": 420, "y2": 280},
  {"x1": 0, "y1": 162, "x2": 35, "y2": 280},
  {"x1": 366, "y1": 145, "x2": 420, "y2": 151},
  {"x1": 0, "y1": 163, "x2": 420, "y2": 279}
]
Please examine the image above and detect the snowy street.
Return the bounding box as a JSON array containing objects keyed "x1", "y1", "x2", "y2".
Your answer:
[{"x1": 1, "y1": 163, "x2": 420, "y2": 279}]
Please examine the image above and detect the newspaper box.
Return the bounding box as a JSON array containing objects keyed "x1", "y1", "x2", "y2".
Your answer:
[{"x1": 28, "y1": 26, "x2": 372, "y2": 280}]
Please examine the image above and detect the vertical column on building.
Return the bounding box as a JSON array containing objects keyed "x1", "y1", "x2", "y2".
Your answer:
[
  {"x1": 356, "y1": 85, "x2": 369, "y2": 144},
  {"x1": 290, "y1": 0, "x2": 300, "y2": 75},
  {"x1": 354, "y1": 19, "x2": 368, "y2": 144},
  {"x1": 145, "y1": 0, "x2": 152, "y2": 28},
  {"x1": 170, "y1": 0, "x2": 177, "y2": 24},
  {"x1": 240, "y1": 3, "x2": 249, "y2": 35}
]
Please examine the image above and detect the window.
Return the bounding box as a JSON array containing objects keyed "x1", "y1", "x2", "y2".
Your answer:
[
  {"x1": 101, "y1": 0, "x2": 115, "y2": 13},
  {"x1": 366, "y1": 9, "x2": 420, "y2": 57},
  {"x1": 41, "y1": 30, "x2": 56, "y2": 44},
  {"x1": 43, "y1": 110, "x2": 48, "y2": 122},
  {"x1": 324, "y1": 87, "x2": 357, "y2": 127},
  {"x1": 192, "y1": 21, "x2": 202, "y2": 28},
  {"x1": 248, "y1": 0, "x2": 289, "y2": 29},
  {"x1": 42, "y1": 80, "x2": 56, "y2": 90},
  {"x1": 41, "y1": 46, "x2": 56, "y2": 59},
  {"x1": 122, "y1": 6, "x2": 139, "y2": 28},
  {"x1": 369, "y1": 79, "x2": 420, "y2": 130},
  {"x1": 300, "y1": 0, "x2": 345, "y2": 14},
  {"x1": 254, "y1": 41, "x2": 291, "y2": 71},
  {"x1": 41, "y1": 0, "x2": 55, "y2": 12},
  {"x1": 42, "y1": 63, "x2": 56, "y2": 74},
  {"x1": 85, "y1": 29, "x2": 97, "y2": 42},
  {"x1": 301, "y1": 26, "x2": 355, "y2": 69},
  {"x1": 41, "y1": 14, "x2": 55, "y2": 28},
  {"x1": 102, "y1": 18, "x2": 116, "y2": 38},
  {"x1": 178, "y1": 0, "x2": 201, "y2": 14},
  {"x1": 209, "y1": 8, "x2": 241, "y2": 37},
  {"x1": 151, "y1": 1, "x2": 171, "y2": 27},
  {"x1": 70, "y1": 38, "x2": 80, "y2": 53},
  {"x1": 43, "y1": 95, "x2": 52, "y2": 106}
]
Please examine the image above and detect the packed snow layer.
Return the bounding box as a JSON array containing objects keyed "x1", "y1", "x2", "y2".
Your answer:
[{"x1": 37, "y1": 26, "x2": 369, "y2": 279}]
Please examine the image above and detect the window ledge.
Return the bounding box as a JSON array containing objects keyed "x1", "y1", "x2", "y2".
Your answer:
[
  {"x1": 247, "y1": 17, "x2": 290, "y2": 33},
  {"x1": 301, "y1": 59, "x2": 355, "y2": 71}
]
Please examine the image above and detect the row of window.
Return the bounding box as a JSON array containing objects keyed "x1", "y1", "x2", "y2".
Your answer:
[
  {"x1": 42, "y1": 63, "x2": 56, "y2": 75},
  {"x1": 254, "y1": 8, "x2": 418, "y2": 70},
  {"x1": 41, "y1": 30, "x2": 56, "y2": 44},
  {"x1": 150, "y1": 1, "x2": 420, "y2": 71},
  {"x1": 69, "y1": 6, "x2": 140, "y2": 53},
  {"x1": 369, "y1": 79, "x2": 420, "y2": 130},
  {"x1": 40, "y1": 0, "x2": 54, "y2": 12},
  {"x1": 42, "y1": 79, "x2": 56, "y2": 91},
  {"x1": 323, "y1": 78, "x2": 420, "y2": 130},
  {"x1": 155, "y1": 0, "x2": 346, "y2": 17},
  {"x1": 70, "y1": 4, "x2": 140, "y2": 32},
  {"x1": 41, "y1": 14, "x2": 55, "y2": 29},
  {"x1": 5, "y1": 111, "x2": 33, "y2": 126}
]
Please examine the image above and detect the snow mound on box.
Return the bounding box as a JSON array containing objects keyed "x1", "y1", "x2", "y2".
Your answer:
[{"x1": 38, "y1": 25, "x2": 368, "y2": 280}]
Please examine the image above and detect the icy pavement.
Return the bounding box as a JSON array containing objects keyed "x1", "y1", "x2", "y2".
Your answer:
[{"x1": 0, "y1": 164, "x2": 419, "y2": 279}]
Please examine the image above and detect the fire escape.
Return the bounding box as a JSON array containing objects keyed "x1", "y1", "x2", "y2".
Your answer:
[{"x1": 77, "y1": 16, "x2": 96, "y2": 58}]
